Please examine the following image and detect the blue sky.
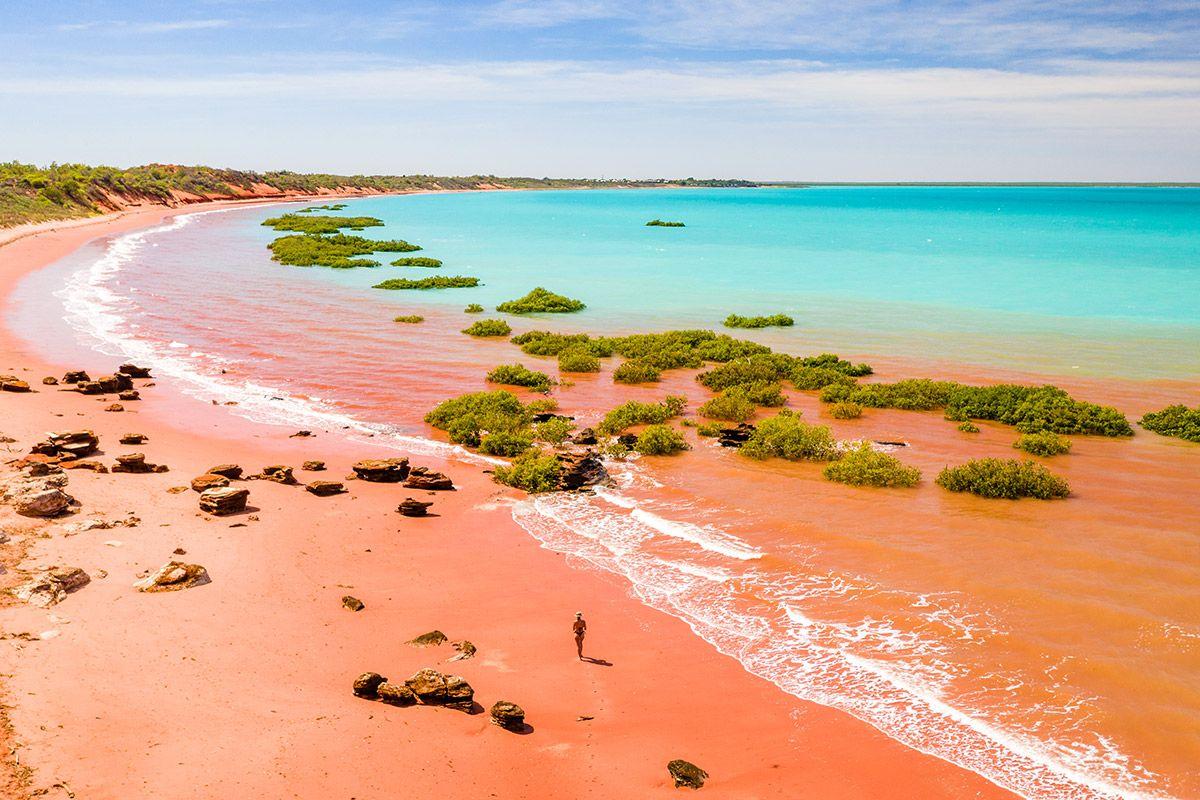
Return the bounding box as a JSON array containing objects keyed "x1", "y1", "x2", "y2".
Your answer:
[{"x1": 1, "y1": 1, "x2": 1198, "y2": 180}]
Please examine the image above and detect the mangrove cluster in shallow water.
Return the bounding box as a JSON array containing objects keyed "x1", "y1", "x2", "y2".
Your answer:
[
  {"x1": 496, "y1": 287, "x2": 586, "y2": 314},
  {"x1": 723, "y1": 313, "x2": 795, "y2": 329},
  {"x1": 373, "y1": 276, "x2": 480, "y2": 290},
  {"x1": 936, "y1": 458, "x2": 1070, "y2": 499},
  {"x1": 391, "y1": 256, "x2": 442, "y2": 267},
  {"x1": 268, "y1": 232, "x2": 420, "y2": 268},
  {"x1": 462, "y1": 319, "x2": 512, "y2": 337},
  {"x1": 486, "y1": 363, "x2": 553, "y2": 392},
  {"x1": 645, "y1": 219, "x2": 685, "y2": 227},
  {"x1": 262, "y1": 213, "x2": 383, "y2": 234},
  {"x1": 1139, "y1": 404, "x2": 1200, "y2": 442}
]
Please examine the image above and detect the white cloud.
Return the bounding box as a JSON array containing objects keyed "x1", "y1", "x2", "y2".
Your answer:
[{"x1": 55, "y1": 19, "x2": 231, "y2": 34}]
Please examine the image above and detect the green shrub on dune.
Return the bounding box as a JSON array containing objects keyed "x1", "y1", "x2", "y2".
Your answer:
[
  {"x1": 1013, "y1": 430, "x2": 1072, "y2": 456},
  {"x1": 634, "y1": 424, "x2": 690, "y2": 455},
  {"x1": 496, "y1": 287, "x2": 586, "y2": 314},
  {"x1": 493, "y1": 451, "x2": 561, "y2": 493},
  {"x1": 613, "y1": 360, "x2": 662, "y2": 384},
  {"x1": 598, "y1": 397, "x2": 686, "y2": 435},
  {"x1": 462, "y1": 319, "x2": 512, "y2": 337},
  {"x1": 373, "y1": 276, "x2": 480, "y2": 290},
  {"x1": 391, "y1": 257, "x2": 443, "y2": 267},
  {"x1": 936, "y1": 458, "x2": 1070, "y2": 499},
  {"x1": 741, "y1": 410, "x2": 838, "y2": 461},
  {"x1": 1139, "y1": 404, "x2": 1200, "y2": 442},
  {"x1": 464, "y1": 303, "x2": 485, "y2": 313},
  {"x1": 723, "y1": 313, "x2": 794, "y2": 329},
  {"x1": 558, "y1": 349, "x2": 601, "y2": 373},
  {"x1": 823, "y1": 443, "x2": 921, "y2": 487},
  {"x1": 486, "y1": 363, "x2": 553, "y2": 391},
  {"x1": 261, "y1": 213, "x2": 384, "y2": 234}
]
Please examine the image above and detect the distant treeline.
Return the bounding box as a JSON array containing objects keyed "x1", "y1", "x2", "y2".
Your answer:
[{"x1": 0, "y1": 161, "x2": 761, "y2": 227}]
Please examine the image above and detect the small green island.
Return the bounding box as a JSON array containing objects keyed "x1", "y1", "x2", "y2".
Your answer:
[
  {"x1": 496, "y1": 287, "x2": 586, "y2": 314},
  {"x1": 393, "y1": 314, "x2": 424, "y2": 323},
  {"x1": 269, "y1": 233, "x2": 421, "y2": 268},
  {"x1": 373, "y1": 276, "x2": 480, "y2": 290},
  {"x1": 391, "y1": 257, "x2": 443, "y2": 268},
  {"x1": 723, "y1": 313, "x2": 795, "y2": 329},
  {"x1": 646, "y1": 219, "x2": 685, "y2": 227},
  {"x1": 262, "y1": 213, "x2": 384, "y2": 234},
  {"x1": 297, "y1": 203, "x2": 347, "y2": 213}
]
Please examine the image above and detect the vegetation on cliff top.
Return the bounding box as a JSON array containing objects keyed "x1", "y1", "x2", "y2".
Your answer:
[
  {"x1": 723, "y1": 313, "x2": 794, "y2": 329},
  {"x1": 268, "y1": 233, "x2": 420, "y2": 268},
  {"x1": 496, "y1": 287, "x2": 586, "y2": 314},
  {"x1": 936, "y1": 458, "x2": 1070, "y2": 499},
  {"x1": 0, "y1": 161, "x2": 760, "y2": 228},
  {"x1": 1139, "y1": 404, "x2": 1200, "y2": 442},
  {"x1": 373, "y1": 276, "x2": 480, "y2": 290}
]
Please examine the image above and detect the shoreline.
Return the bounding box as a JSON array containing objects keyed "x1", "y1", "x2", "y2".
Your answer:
[{"x1": 0, "y1": 204, "x2": 1021, "y2": 797}]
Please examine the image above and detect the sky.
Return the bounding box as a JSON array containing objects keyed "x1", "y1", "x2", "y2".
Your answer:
[{"x1": 1, "y1": 1, "x2": 1198, "y2": 181}]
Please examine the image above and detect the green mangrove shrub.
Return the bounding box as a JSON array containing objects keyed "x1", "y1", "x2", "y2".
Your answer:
[
  {"x1": 268, "y1": 233, "x2": 419, "y2": 268},
  {"x1": 634, "y1": 424, "x2": 690, "y2": 455},
  {"x1": 424, "y1": 390, "x2": 530, "y2": 447},
  {"x1": 261, "y1": 213, "x2": 383, "y2": 234},
  {"x1": 534, "y1": 417, "x2": 575, "y2": 445},
  {"x1": 511, "y1": 331, "x2": 616, "y2": 358},
  {"x1": 558, "y1": 349, "x2": 601, "y2": 373},
  {"x1": 1013, "y1": 430, "x2": 1072, "y2": 456},
  {"x1": 613, "y1": 360, "x2": 662, "y2": 384},
  {"x1": 740, "y1": 410, "x2": 838, "y2": 461},
  {"x1": 829, "y1": 402, "x2": 863, "y2": 419},
  {"x1": 696, "y1": 422, "x2": 724, "y2": 437},
  {"x1": 393, "y1": 315, "x2": 424, "y2": 323},
  {"x1": 793, "y1": 366, "x2": 859, "y2": 391},
  {"x1": 936, "y1": 458, "x2": 1070, "y2": 499},
  {"x1": 478, "y1": 430, "x2": 534, "y2": 457},
  {"x1": 486, "y1": 363, "x2": 552, "y2": 391},
  {"x1": 373, "y1": 276, "x2": 480, "y2": 290},
  {"x1": 958, "y1": 421, "x2": 980, "y2": 433},
  {"x1": 645, "y1": 219, "x2": 685, "y2": 227},
  {"x1": 462, "y1": 319, "x2": 512, "y2": 337},
  {"x1": 598, "y1": 397, "x2": 687, "y2": 435},
  {"x1": 464, "y1": 303, "x2": 485, "y2": 313},
  {"x1": 1139, "y1": 405, "x2": 1200, "y2": 442},
  {"x1": 496, "y1": 287, "x2": 585, "y2": 314},
  {"x1": 723, "y1": 313, "x2": 794, "y2": 329},
  {"x1": 493, "y1": 450, "x2": 561, "y2": 493},
  {"x1": 391, "y1": 257, "x2": 442, "y2": 267},
  {"x1": 698, "y1": 393, "x2": 756, "y2": 422},
  {"x1": 823, "y1": 443, "x2": 921, "y2": 487}
]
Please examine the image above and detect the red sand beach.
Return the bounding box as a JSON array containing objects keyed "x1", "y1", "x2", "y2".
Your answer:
[{"x1": 0, "y1": 206, "x2": 1018, "y2": 797}]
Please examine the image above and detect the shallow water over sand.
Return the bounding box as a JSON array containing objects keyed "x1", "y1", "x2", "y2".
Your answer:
[{"x1": 11, "y1": 188, "x2": 1200, "y2": 799}]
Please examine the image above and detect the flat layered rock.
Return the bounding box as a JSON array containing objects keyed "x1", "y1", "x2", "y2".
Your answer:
[
  {"x1": 342, "y1": 595, "x2": 365, "y2": 612},
  {"x1": 31, "y1": 429, "x2": 99, "y2": 459},
  {"x1": 352, "y1": 458, "x2": 410, "y2": 482},
  {"x1": 62, "y1": 370, "x2": 90, "y2": 384},
  {"x1": 404, "y1": 467, "x2": 454, "y2": 490},
  {"x1": 118, "y1": 390, "x2": 140, "y2": 401},
  {"x1": 42, "y1": 376, "x2": 58, "y2": 385},
  {"x1": 407, "y1": 630, "x2": 448, "y2": 647},
  {"x1": 377, "y1": 682, "x2": 417, "y2": 706},
  {"x1": 207, "y1": 464, "x2": 243, "y2": 479},
  {"x1": 718, "y1": 423, "x2": 755, "y2": 448},
  {"x1": 111, "y1": 453, "x2": 168, "y2": 473},
  {"x1": 191, "y1": 473, "x2": 230, "y2": 493},
  {"x1": 135, "y1": 561, "x2": 211, "y2": 592},
  {"x1": 489, "y1": 700, "x2": 526, "y2": 731},
  {"x1": 15, "y1": 488, "x2": 73, "y2": 517},
  {"x1": 120, "y1": 433, "x2": 148, "y2": 445},
  {"x1": 397, "y1": 497, "x2": 432, "y2": 517},
  {"x1": 404, "y1": 668, "x2": 448, "y2": 703},
  {"x1": 302, "y1": 460, "x2": 326, "y2": 471},
  {"x1": 75, "y1": 373, "x2": 134, "y2": 394},
  {"x1": 305, "y1": 480, "x2": 346, "y2": 496},
  {"x1": 0, "y1": 375, "x2": 31, "y2": 392},
  {"x1": 443, "y1": 674, "x2": 475, "y2": 711},
  {"x1": 117, "y1": 363, "x2": 153, "y2": 378},
  {"x1": 105, "y1": 403, "x2": 125, "y2": 412},
  {"x1": 14, "y1": 566, "x2": 90, "y2": 607},
  {"x1": 260, "y1": 465, "x2": 297, "y2": 484},
  {"x1": 198, "y1": 486, "x2": 249, "y2": 515},
  {"x1": 556, "y1": 451, "x2": 608, "y2": 490},
  {"x1": 60, "y1": 460, "x2": 108, "y2": 473}
]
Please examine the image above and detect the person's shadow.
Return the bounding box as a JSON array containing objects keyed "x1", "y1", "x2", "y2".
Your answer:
[{"x1": 581, "y1": 656, "x2": 613, "y2": 666}]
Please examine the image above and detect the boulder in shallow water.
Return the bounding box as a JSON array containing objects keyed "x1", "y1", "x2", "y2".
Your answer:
[
  {"x1": 397, "y1": 498, "x2": 433, "y2": 517},
  {"x1": 14, "y1": 566, "x2": 90, "y2": 607},
  {"x1": 489, "y1": 700, "x2": 526, "y2": 731},
  {"x1": 353, "y1": 672, "x2": 387, "y2": 698},
  {"x1": 556, "y1": 451, "x2": 608, "y2": 490},
  {"x1": 198, "y1": 486, "x2": 249, "y2": 515},
  {"x1": 718, "y1": 423, "x2": 755, "y2": 448},
  {"x1": 667, "y1": 760, "x2": 708, "y2": 789},
  {"x1": 404, "y1": 467, "x2": 454, "y2": 490},
  {"x1": 352, "y1": 458, "x2": 410, "y2": 482},
  {"x1": 135, "y1": 561, "x2": 210, "y2": 592},
  {"x1": 571, "y1": 427, "x2": 598, "y2": 445},
  {"x1": 377, "y1": 681, "x2": 417, "y2": 706},
  {"x1": 191, "y1": 473, "x2": 230, "y2": 493},
  {"x1": 305, "y1": 480, "x2": 346, "y2": 496}
]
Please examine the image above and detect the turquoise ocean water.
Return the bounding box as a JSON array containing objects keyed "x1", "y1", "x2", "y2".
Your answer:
[{"x1": 295, "y1": 186, "x2": 1200, "y2": 380}]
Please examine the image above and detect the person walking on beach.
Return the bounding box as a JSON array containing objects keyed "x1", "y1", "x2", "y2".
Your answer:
[{"x1": 573, "y1": 612, "x2": 587, "y2": 660}]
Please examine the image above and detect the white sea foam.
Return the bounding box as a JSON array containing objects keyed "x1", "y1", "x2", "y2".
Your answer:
[{"x1": 55, "y1": 212, "x2": 1177, "y2": 800}]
